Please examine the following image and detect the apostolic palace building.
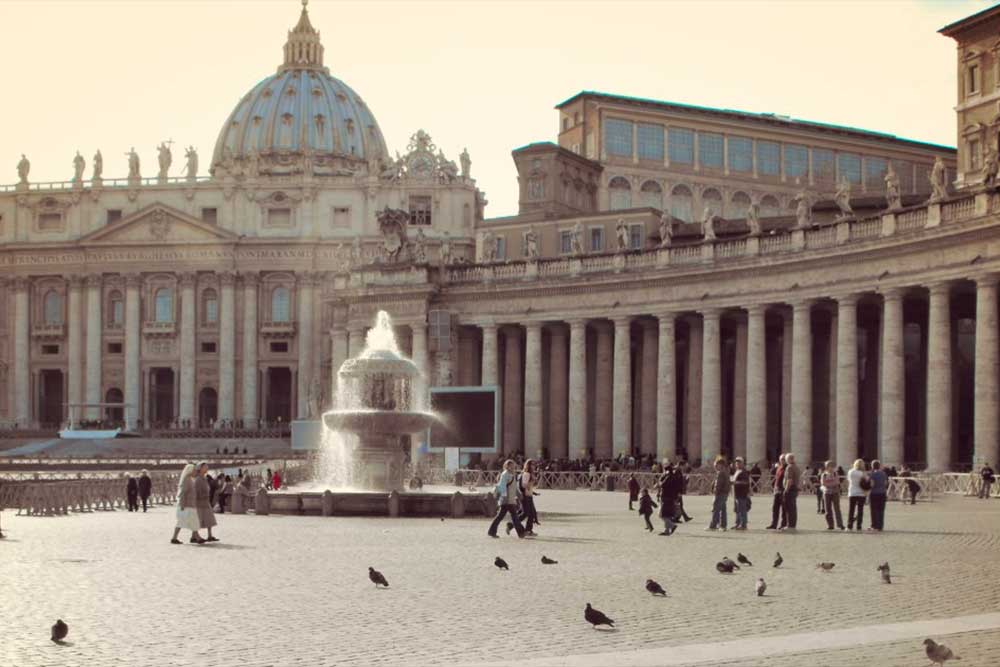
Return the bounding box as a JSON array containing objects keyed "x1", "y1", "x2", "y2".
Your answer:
[{"x1": 2, "y1": 2, "x2": 1000, "y2": 472}]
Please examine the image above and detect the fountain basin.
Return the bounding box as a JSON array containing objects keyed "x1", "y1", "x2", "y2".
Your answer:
[
  {"x1": 322, "y1": 410, "x2": 438, "y2": 435},
  {"x1": 259, "y1": 488, "x2": 496, "y2": 517}
]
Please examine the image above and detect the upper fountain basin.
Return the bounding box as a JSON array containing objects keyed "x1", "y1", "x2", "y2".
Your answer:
[{"x1": 323, "y1": 409, "x2": 439, "y2": 435}]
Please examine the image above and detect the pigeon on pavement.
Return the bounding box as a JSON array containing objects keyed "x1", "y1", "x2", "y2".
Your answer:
[
  {"x1": 773, "y1": 552, "x2": 783, "y2": 568},
  {"x1": 585, "y1": 603, "x2": 615, "y2": 628},
  {"x1": 737, "y1": 553, "x2": 753, "y2": 566},
  {"x1": 881, "y1": 569, "x2": 892, "y2": 584},
  {"x1": 645, "y1": 579, "x2": 667, "y2": 596},
  {"x1": 494, "y1": 556, "x2": 509, "y2": 571},
  {"x1": 50, "y1": 620, "x2": 68, "y2": 643},
  {"x1": 716, "y1": 560, "x2": 736, "y2": 574},
  {"x1": 721, "y1": 556, "x2": 740, "y2": 570},
  {"x1": 877, "y1": 562, "x2": 891, "y2": 575},
  {"x1": 755, "y1": 578, "x2": 767, "y2": 597},
  {"x1": 541, "y1": 556, "x2": 558, "y2": 565},
  {"x1": 368, "y1": 567, "x2": 389, "y2": 588},
  {"x1": 817, "y1": 562, "x2": 836, "y2": 571},
  {"x1": 923, "y1": 638, "x2": 960, "y2": 665}
]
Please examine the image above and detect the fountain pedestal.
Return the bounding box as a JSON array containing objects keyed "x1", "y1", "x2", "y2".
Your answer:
[{"x1": 354, "y1": 434, "x2": 406, "y2": 492}]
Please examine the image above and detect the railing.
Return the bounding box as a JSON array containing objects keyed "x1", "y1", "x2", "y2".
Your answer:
[
  {"x1": 492, "y1": 262, "x2": 526, "y2": 280},
  {"x1": 942, "y1": 196, "x2": 975, "y2": 223},
  {"x1": 896, "y1": 208, "x2": 928, "y2": 232},
  {"x1": 0, "y1": 175, "x2": 212, "y2": 194},
  {"x1": 760, "y1": 233, "x2": 791, "y2": 254},
  {"x1": 581, "y1": 254, "x2": 616, "y2": 271},
  {"x1": 715, "y1": 238, "x2": 747, "y2": 259},
  {"x1": 625, "y1": 250, "x2": 658, "y2": 268},
  {"x1": 805, "y1": 226, "x2": 837, "y2": 249},
  {"x1": 670, "y1": 245, "x2": 702, "y2": 263},
  {"x1": 538, "y1": 257, "x2": 572, "y2": 277},
  {"x1": 851, "y1": 216, "x2": 882, "y2": 239}
]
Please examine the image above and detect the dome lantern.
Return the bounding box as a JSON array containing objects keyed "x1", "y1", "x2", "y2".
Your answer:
[{"x1": 280, "y1": 0, "x2": 326, "y2": 74}]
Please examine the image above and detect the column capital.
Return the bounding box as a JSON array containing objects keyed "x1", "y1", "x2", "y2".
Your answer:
[
  {"x1": 612, "y1": 315, "x2": 632, "y2": 329},
  {"x1": 928, "y1": 280, "x2": 953, "y2": 296},
  {"x1": 523, "y1": 321, "x2": 544, "y2": 331},
  {"x1": 700, "y1": 307, "x2": 723, "y2": 320},
  {"x1": 218, "y1": 271, "x2": 237, "y2": 287},
  {"x1": 974, "y1": 272, "x2": 999, "y2": 288},
  {"x1": 879, "y1": 286, "x2": 906, "y2": 301},
  {"x1": 240, "y1": 270, "x2": 259, "y2": 287},
  {"x1": 833, "y1": 292, "x2": 860, "y2": 307},
  {"x1": 123, "y1": 272, "x2": 142, "y2": 288},
  {"x1": 178, "y1": 272, "x2": 197, "y2": 288},
  {"x1": 791, "y1": 298, "x2": 815, "y2": 313},
  {"x1": 296, "y1": 270, "x2": 319, "y2": 287},
  {"x1": 67, "y1": 274, "x2": 85, "y2": 289},
  {"x1": 745, "y1": 304, "x2": 768, "y2": 317},
  {"x1": 566, "y1": 318, "x2": 588, "y2": 330},
  {"x1": 655, "y1": 311, "x2": 676, "y2": 323},
  {"x1": 84, "y1": 273, "x2": 102, "y2": 288},
  {"x1": 11, "y1": 276, "x2": 30, "y2": 292}
]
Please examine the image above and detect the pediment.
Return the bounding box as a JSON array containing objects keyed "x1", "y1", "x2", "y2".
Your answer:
[{"x1": 79, "y1": 203, "x2": 238, "y2": 245}]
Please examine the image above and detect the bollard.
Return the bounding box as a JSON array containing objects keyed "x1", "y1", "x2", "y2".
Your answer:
[
  {"x1": 231, "y1": 492, "x2": 247, "y2": 515},
  {"x1": 387, "y1": 490, "x2": 400, "y2": 518},
  {"x1": 450, "y1": 491, "x2": 465, "y2": 518},
  {"x1": 254, "y1": 488, "x2": 270, "y2": 516},
  {"x1": 322, "y1": 489, "x2": 335, "y2": 517}
]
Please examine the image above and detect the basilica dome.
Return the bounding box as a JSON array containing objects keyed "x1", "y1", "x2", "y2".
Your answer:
[{"x1": 211, "y1": 2, "x2": 387, "y2": 173}]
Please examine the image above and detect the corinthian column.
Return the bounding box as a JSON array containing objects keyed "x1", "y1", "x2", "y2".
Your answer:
[
  {"x1": 218, "y1": 271, "x2": 236, "y2": 422},
  {"x1": 612, "y1": 317, "x2": 632, "y2": 457},
  {"x1": 685, "y1": 317, "x2": 703, "y2": 462},
  {"x1": 835, "y1": 294, "x2": 859, "y2": 467},
  {"x1": 502, "y1": 326, "x2": 523, "y2": 455},
  {"x1": 178, "y1": 272, "x2": 196, "y2": 423},
  {"x1": 975, "y1": 275, "x2": 999, "y2": 468},
  {"x1": 790, "y1": 300, "x2": 813, "y2": 465},
  {"x1": 568, "y1": 319, "x2": 588, "y2": 458},
  {"x1": 67, "y1": 275, "x2": 84, "y2": 418},
  {"x1": 746, "y1": 305, "x2": 768, "y2": 467},
  {"x1": 594, "y1": 322, "x2": 613, "y2": 458},
  {"x1": 481, "y1": 322, "x2": 498, "y2": 386},
  {"x1": 879, "y1": 288, "x2": 905, "y2": 466},
  {"x1": 640, "y1": 321, "x2": 658, "y2": 457},
  {"x1": 241, "y1": 272, "x2": 259, "y2": 423},
  {"x1": 13, "y1": 278, "x2": 30, "y2": 425},
  {"x1": 293, "y1": 272, "x2": 315, "y2": 419},
  {"x1": 84, "y1": 274, "x2": 102, "y2": 419},
  {"x1": 124, "y1": 273, "x2": 141, "y2": 430},
  {"x1": 656, "y1": 313, "x2": 676, "y2": 463},
  {"x1": 524, "y1": 322, "x2": 543, "y2": 459},
  {"x1": 548, "y1": 324, "x2": 569, "y2": 459},
  {"x1": 927, "y1": 282, "x2": 952, "y2": 472},
  {"x1": 701, "y1": 309, "x2": 722, "y2": 463}
]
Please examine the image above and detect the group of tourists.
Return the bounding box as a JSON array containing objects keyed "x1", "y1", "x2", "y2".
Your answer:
[
  {"x1": 124, "y1": 471, "x2": 153, "y2": 512},
  {"x1": 486, "y1": 459, "x2": 541, "y2": 538},
  {"x1": 170, "y1": 462, "x2": 219, "y2": 544}
]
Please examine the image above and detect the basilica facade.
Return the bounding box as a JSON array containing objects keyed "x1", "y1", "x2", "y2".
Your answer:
[{"x1": 1, "y1": 3, "x2": 999, "y2": 472}]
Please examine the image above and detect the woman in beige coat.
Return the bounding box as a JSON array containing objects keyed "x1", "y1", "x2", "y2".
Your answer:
[
  {"x1": 171, "y1": 464, "x2": 202, "y2": 544},
  {"x1": 195, "y1": 462, "x2": 219, "y2": 542}
]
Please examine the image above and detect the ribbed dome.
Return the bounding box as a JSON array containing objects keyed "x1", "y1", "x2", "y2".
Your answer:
[{"x1": 211, "y1": 2, "x2": 387, "y2": 172}]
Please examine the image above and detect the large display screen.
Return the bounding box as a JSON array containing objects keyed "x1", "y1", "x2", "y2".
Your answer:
[{"x1": 427, "y1": 386, "x2": 498, "y2": 451}]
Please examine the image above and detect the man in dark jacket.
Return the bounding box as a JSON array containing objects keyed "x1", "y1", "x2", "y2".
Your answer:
[
  {"x1": 137, "y1": 470, "x2": 153, "y2": 512},
  {"x1": 766, "y1": 454, "x2": 787, "y2": 530},
  {"x1": 126, "y1": 475, "x2": 139, "y2": 512}
]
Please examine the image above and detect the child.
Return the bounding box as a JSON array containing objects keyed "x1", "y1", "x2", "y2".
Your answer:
[
  {"x1": 627, "y1": 473, "x2": 640, "y2": 510},
  {"x1": 638, "y1": 488, "x2": 657, "y2": 532}
]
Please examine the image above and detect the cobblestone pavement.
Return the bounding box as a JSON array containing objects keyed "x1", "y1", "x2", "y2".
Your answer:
[{"x1": 3, "y1": 490, "x2": 1000, "y2": 667}]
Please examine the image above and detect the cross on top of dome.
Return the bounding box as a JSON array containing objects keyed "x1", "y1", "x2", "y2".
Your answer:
[{"x1": 280, "y1": 0, "x2": 326, "y2": 73}]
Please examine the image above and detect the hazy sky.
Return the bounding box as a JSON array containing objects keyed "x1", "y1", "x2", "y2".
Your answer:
[{"x1": 0, "y1": 0, "x2": 989, "y2": 216}]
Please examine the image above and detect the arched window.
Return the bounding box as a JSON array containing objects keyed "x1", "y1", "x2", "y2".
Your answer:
[
  {"x1": 670, "y1": 185, "x2": 693, "y2": 222},
  {"x1": 640, "y1": 180, "x2": 663, "y2": 209},
  {"x1": 760, "y1": 195, "x2": 781, "y2": 218},
  {"x1": 198, "y1": 387, "x2": 218, "y2": 427},
  {"x1": 701, "y1": 188, "x2": 723, "y2": 218},
  {"x1": 154, "y1": 287, "x2": 174, "y2": 323},
  {"x1": 108, "y1": 290, "x2": 124, "y2": 326},
  {"x1": 202, "y1": 289, "x2": 218, "y2": 324},
  {"x1": 730, "y1": 192, "x2": 752, "y2": 220},
  {"x1": 272, "y1": 287, "x2": 291, "y2": 322},
  {"x1": 43, "y1": 291, "x2": 63, "y2": 325},
  {"x1": 608, "y1": 176, "x2": 632, "y2": 211}
]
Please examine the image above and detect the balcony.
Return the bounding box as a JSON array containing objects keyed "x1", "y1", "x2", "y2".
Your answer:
[
  {"x1": 260, "y1": 320, "x2": 297, "y2": 339},
  {"x1": 142, "y1": 320, "x2": 176, "y2": 338},
  {"x1": 31, "y1": 323, "x2": 65, "y2": 340}
]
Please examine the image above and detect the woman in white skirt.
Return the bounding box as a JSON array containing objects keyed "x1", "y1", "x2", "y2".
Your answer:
[{"x1": 170, "y1": 464, "x2": 203, "y2": 544}]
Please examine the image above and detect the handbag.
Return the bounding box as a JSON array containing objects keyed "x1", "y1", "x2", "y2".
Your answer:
[{"x1": 860, "y1": 475, "x2": 872, "y2": 492}]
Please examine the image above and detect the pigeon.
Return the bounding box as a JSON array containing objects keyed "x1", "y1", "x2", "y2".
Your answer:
[
  {"x1": 773, "y1": 552, "x2": 783, "y2": 568},
  {"x1": 881, "y1": 569, "x2": 892, "y2": 584},
  {"x1": 877, "y1": 562, "x2": 891, "y2": 575},
  {"x1": 368, "y1": 567, "x2": 389, "y2": 588},
  {"x1": 541, "y1": 556, "x2": 558, "y2": 565},
  {"x1": 817, "y1": 562, "x2": 836, "y2": 571},
  {"x1": 721, "y1": 556, "x2": 740, "y2": 570},
  {"x1": 584, "y1": 603, "x2": 615, "y2": 628},
  {"x1": 737, "y1": 553, "x2": 753, "y2": 566},
  {"x1": 645, "y1": 579, "x2": 667, "y2": 596},
  {"x1": 755, "y1": 578, "x2": 767, "y2": 597},
  {"x1": 50, "y1": 619, "x2": 68, "y2": 643},
  {"x1": 716, "y1": 560, "x2": 736, "y2": 574},
  {"x1": 923, "y1": 638, "x2": 960, "y2": 665},
  {"x1": 494, "y1": 556, "x2": 509, "y2": 571}
]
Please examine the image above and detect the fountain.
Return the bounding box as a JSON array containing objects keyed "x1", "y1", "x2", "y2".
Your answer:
[{"x1": 264, "y1": 310, "x2": 494, "y2": 518}]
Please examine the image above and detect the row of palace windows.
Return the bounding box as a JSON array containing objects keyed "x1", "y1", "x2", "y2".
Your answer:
[
  {"x1": 603, "y1": 118, "x2": 926, "y2": 189},
  {"x1": 606, "y1": 179, "x2": 783, "y2": 221},
  {"x1": 38, "y1": 286, "x2": 292, "y2": 327}
]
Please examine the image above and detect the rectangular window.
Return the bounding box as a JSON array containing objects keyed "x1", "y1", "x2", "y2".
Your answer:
[
  {"x1": 107, "y1": 342, "x2": 123, "y2": 354},
  {"x1": 892, "y1": 159, "x2": 913, "y2": 193},
  {"x1": 837, "y1": 153, "x2": 862, "y2": 184},
  {"x1": 494, "y1": 236, "x2": 507, "y2": 261},
  {"x1": 41, "y1": 344, "x2": 59, "y2": 355},
  {"x1": 429, "y1": 310, "x2": 451, "y2": 353},
  {"x1": 559, "y1": 230, "x2": 573, "y2": 254},
  {"x1": 756, "y1": 141, "x2": 780, "y2": 176},
  {"x1": 106, "y1": 209, "x2": 122, "y2": 225},
  {"x1": 267, "y1": 208, "x2": 292, "y2": 228},
  {"x1": 112, "y1": 300, "x2": 124, "y2": 326},
  {"x1": 865, "y1": 157, "x2": 887, "y2": 188},
  {"x1": 589, "y1": 227, "x2": 604, "y2": 252},
  {"x1": 969, "y1": 64, "x2": 980, "y2": 95},
  {"x1": 204, "y1": 298, "x2": 218, "y2": 324},
  {"x1": 668, "y1": 128, "x2": 694, "y2": 164},
  {"x1": 812, "y1": 148, "x2": 836, "y2": 183},
  {"x1": 914, "y1": 163, "x2": 931, "y2": 193},
  {"x1": 201, "y1": 208, "x2": 218, "y2": 225},
  {"x1": 728, "y1": 136, "x2": 753, "y2": 172},
  {"x1": 604, "y1": 118, "x2": 633, "y2": 157},
  {"x1": 332, "y1": 206, "x2": 351, "y2": 228},
  {"x1": 201, "y1": 342, "x2": 217, "y2": 353},
  {"x1": 38, "y1": 213, "x2": 63, "y2": 231},
  {"x1": 269, "y1": 341, "x2": 289, "y2": 353},
  {"x1": 628, "y1": 224, "x2": 643, "y2": 250},
  {"x1": 784, "y1": 144, "x2": 808, "y2": 179},
  {"x1": 637, "y1": 123, "x2": 664, "y2": 161},
  {"x1": 698, "y1": 132, "x2": 724, "y2": 169},
  {"x1": 969, "y1": 139, "x2": 981, "y2": 171},
  {"x1": 408, "y1": 195, "x2": 432, "y2": 225}
]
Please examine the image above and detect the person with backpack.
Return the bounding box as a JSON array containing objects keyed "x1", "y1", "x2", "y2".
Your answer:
[
  {"x1": 488, "y1": 459, "x2": 524, "y2": 539},
  {"x1": 847, "y1": 458, "x2": 868, "y2": 531}
]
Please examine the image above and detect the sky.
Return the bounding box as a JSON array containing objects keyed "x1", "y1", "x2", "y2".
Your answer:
[{"x1": 0, "y1": 0, "x2": 992, "y2": 217}]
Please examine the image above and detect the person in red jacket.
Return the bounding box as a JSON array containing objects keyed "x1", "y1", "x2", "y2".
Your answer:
[{"x1": 272, "y1": 470, "x2": 282, "y2": 491}]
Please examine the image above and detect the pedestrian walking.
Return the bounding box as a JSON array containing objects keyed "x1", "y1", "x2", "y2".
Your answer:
[
  {"x1": 766, "y1": 455, "x2": 787, "y2": 530},
  {"x1": 265, "y1": 468, "x2": 273, "y2": 491},
  {"x1": 273, "y1": 469, "x2": 283, "y2": 491},
  {"x1": 707, "y1": 458, "x2": 731, "y2": 531},
  {"x1": 980, "y1": 463, "x2": 995, "y2": 499},
  {"x1": 658, "y1": 463, "x2": 682, "y2": 535},
  {"x1": 138, "y1": 470, "x2": 152, "y2": 512},
  {"x1": 170, "y1": 464, "x2": 203, "y2": 544},
  {"x1": 508, "y1": 459, "x2": 539, "y2": 536},
  {"x1": 676, "y1": 466, "x2": 693, "y2": 523},
  {"x1": 868, "y1": 460, "x2": 888, "y2": 531},
  {"x1": 126, "y1": 475, "x2": 139, "y2": 512},
  {"x1": 821, "y1": 460, "x2": 845, "y2": 530},
  {"x1": 811, "y1": 466, "x2": 823, "y2": 514},
  {"x1": 487, "y1": 459, "x2": 525, "y2": 538},
  {"x1": 732, "y1": 457, "x2": 751, "y2": 530},
  {"x1": 847, "y1": 458, "x2": 868, "y2": 531},
  {"x1": 899, "y1": 465, "x2": 920, "y2": 505},
  {"x1": 781, "y1": 453, "x2": 801, "y2": 531},
  {"x1": 217, "y1": 475, "x2": 233, "y2": 513},
  {"x1": 627, "y1": 473, "x2": 640, "y2": 511},
  {"x1": 638, "y1": 487, "x2": 657, "y2": 532},
  {"x1": 194, "y1": 462, "x2": 219, "y2": 542}
]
